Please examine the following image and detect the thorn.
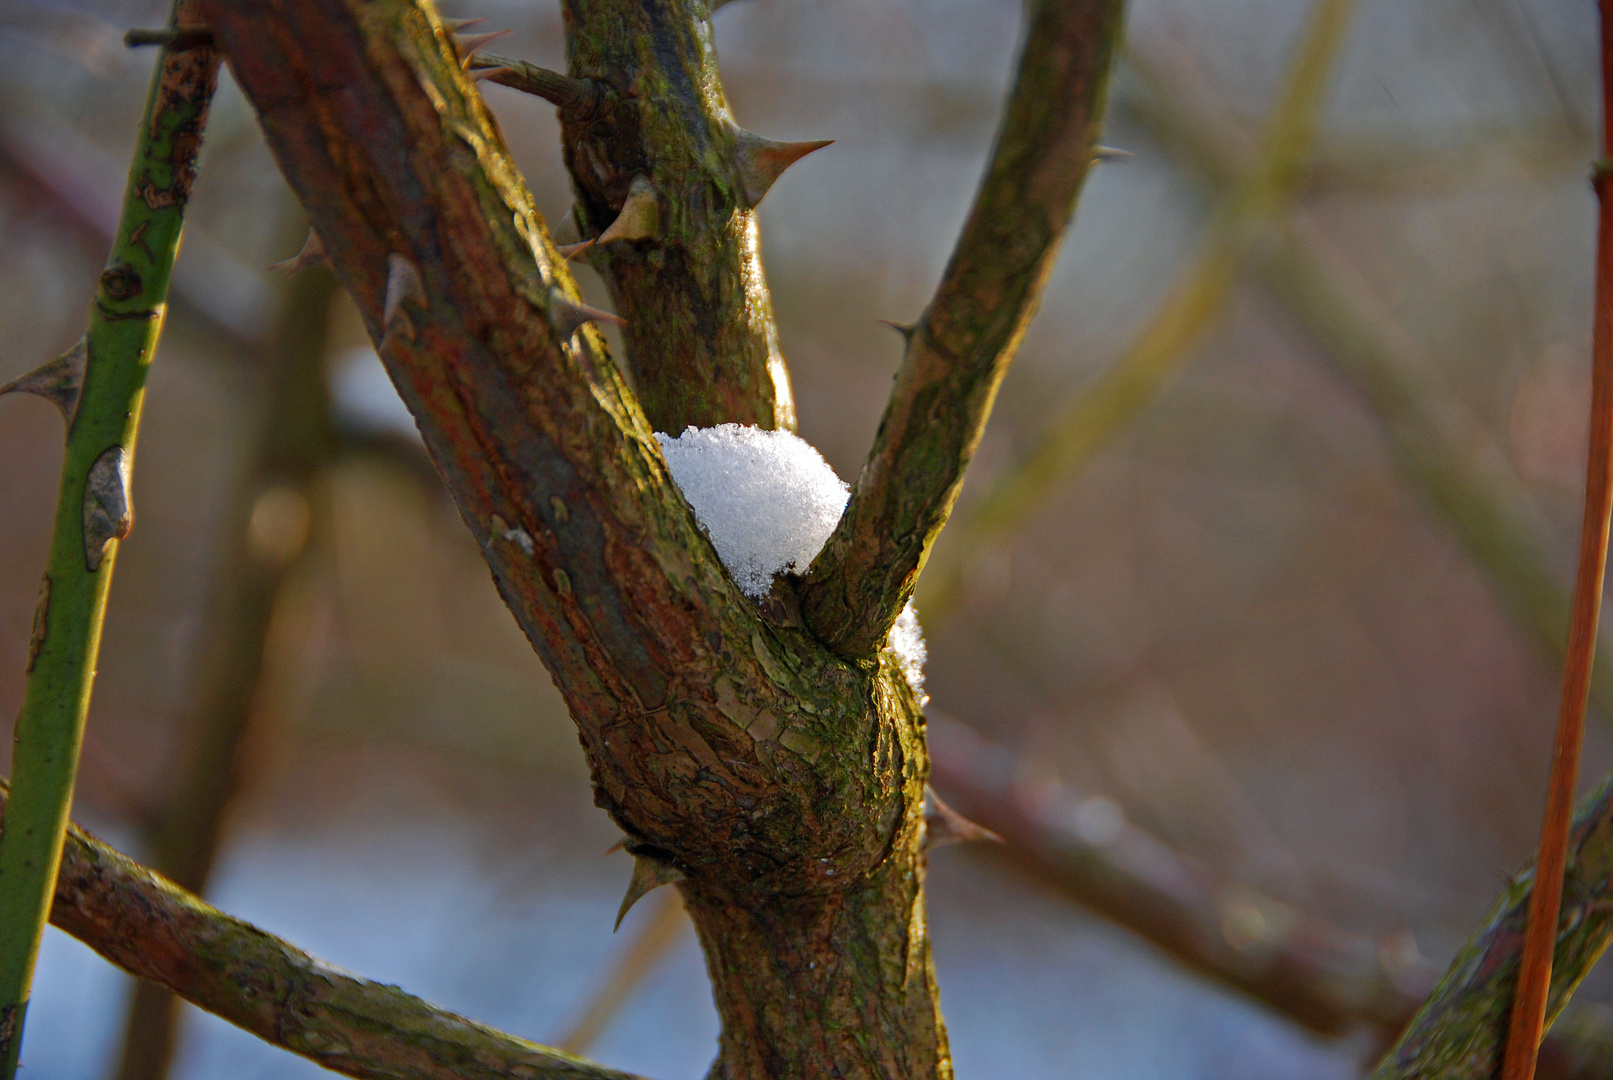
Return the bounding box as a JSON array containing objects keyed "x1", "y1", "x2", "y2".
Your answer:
[
  {"x1": 469, "y1": 65, "x2": 512, "y2": 83},
  {"x1": 604, "y1": 839, "x2": 626, "y2": 856},
  {"x1": 83, "y1": 445, "x2": 133, "y2": 572},
  {"x1": 877, "y1": 318, "x2": 917, "y2": 342},
  {"x1": 268, "y1": 228, "x2": 326, "y2": 274},
  {"x1": 547, "y1": 287, "x2": 624, "y2": 340},
  {"x1": 124, "y1": 25, "x2": 214, "y2": 49},
  {"x1": 1093, "y1": 145, "x2": 1131, "y2": 162},
  {"x1": 595, "y1": 175, "x2": 660, "y2": 246},
  {"x1": 1, "y1": 336, "x2": 87, "y2": 426},
  {"x1": 922, "y1": 785, "x2": 1000, "y2": 852},
  {"x1": 730, "y1": 129, "x2": 833, "y2": 208},
  {"x1": 552, "y1": 207, "x2": 582, "y2": 246},
  {"x1": 616, "y1": 853, "x2": 685, "y2": 930},
  {"x1": 454, "y1": 28, "x2": 513, "y2": 67},
  {"x1": 443, "y1": 16, "x2": 488, "y2": 31},
  {"x1": 557, "y1": 239, "x2": 595, "y2": 261},
  {"x1": 381, "y1": 253, "x2": 428, "y2": 348}
]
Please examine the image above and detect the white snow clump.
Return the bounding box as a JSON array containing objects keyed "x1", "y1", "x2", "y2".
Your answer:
[{"x1": 655, "y1": 423, "x2": 927, "y2": 701}]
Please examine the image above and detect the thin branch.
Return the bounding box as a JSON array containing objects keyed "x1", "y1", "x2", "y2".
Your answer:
[
  {"x1": 1371, "y1": 767, "x2": 1613, "y2": 1079},
  {"x1": 925, "y1": 713, "x2": 1434, "y2": 1037},
  {"x1": 800, "y1": 0, "x2": 1128, "y2": 656},
  {"x1": 1501, "y1": 7, "x2": 1613, "y2": 1077},
  {"x1": 913, "y1": 0, "x2": 1358, "y2": 624},
  {"x1": 467, "y1": 53, "x2": 602, "y2": 116},
  {"x1": 0, "y1": 4, "x2": 220, "y2": 1069},
  {"x1": 0, "y1": 781, "x2": 646, "y2": 1080},
  {"x1": 557, "y1": 889, "x2": 689, "y2": 1055}
]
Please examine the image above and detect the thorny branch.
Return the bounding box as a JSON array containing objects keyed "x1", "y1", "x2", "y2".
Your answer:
[
  {"x1": 800, "y1": 0, "x2": 1126, "y2": 657},
  {"x1": 0, "y1": 780, "x2": 643, "y2": 1080}
]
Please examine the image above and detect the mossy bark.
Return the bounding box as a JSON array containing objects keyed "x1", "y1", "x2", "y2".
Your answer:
[{"x1": 559, "y1": 0, "x2": 796, "y2": 434}]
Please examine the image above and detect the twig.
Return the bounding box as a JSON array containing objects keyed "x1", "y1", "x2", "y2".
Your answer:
[
  {"x1": 0, "y1": 779, "x2": 646, "y2": 1080},
  {"x1": 1500, "y1": 8, "x2": 1613, "y2": 1078},
  {"x1": 800, "y1": 0, "x2": 1128, "y2": 656},
  {"x1": 0, "y1": 4, "x2": 220, "y2": 1071},
  {"x1": 1370, "y1": 766, "x2": 1613, "y2": 1078},
  {"x1": 914, "y1": 0, "x2": 1357, "y2": 623},
  {"x1": 925, "y1": 713, "x2": 1435, "y2": 1037},
  {"x1": 1123, "y1": 33, "x2": 1613, "y2": 725},
  {"x1": 557, "y1": 888, "x2": 689, "y2": 1055}
]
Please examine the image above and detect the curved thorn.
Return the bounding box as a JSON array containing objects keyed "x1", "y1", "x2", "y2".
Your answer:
[
  {"x1": 0, "y1": 337, "x2": 87, "y2": 427},
  {"x1": 267, "y1": 228, "x2": 325, "y2": 274},
  {"x1": 1093, "y1": 144, "x2": 1132, "y2": 162},
  {"x1": 469, "y1": 65, "x2": 512, "y2": 84},
  {"x1": 557, "y1": 239, "x2": 596, "y2": 261},
  {"x1": 731, "y1": 128, "x2": 833, "y2": 208},
  {"x1": 615, "y1": 854, "x2": 684, "y2": 931},
  {"x1": 547, "y1": 288, "x2": 625, "y2": 340},
  {"x1": 876, "y1": 318, "x2": 917, "y2": 342},
  {"x1": 595, "y1": 176, "x2": 660, "y2": 246}
]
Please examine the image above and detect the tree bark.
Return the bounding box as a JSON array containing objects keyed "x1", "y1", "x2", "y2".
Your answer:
[{"x1": 198, "y1": 0, "x2": 1122, "y2": 1075}]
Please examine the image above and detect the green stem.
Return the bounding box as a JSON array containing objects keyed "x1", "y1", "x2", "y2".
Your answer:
[{"x1": 0, "y1": 5, "x2": 219, "y2": 1071}]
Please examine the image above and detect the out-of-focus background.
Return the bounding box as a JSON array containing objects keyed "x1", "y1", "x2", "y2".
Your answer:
[{"x1": 1, "y1": 0, "x2": 1608, "y2": 1076}]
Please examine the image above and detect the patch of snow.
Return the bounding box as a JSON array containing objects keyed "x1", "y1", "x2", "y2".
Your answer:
[
  {"x1": 655, "y1": 424, "x2": 926, "y2": 700},
  {"x1": 888, "y1": 601, "x2": 928, "y2": 705},
  {"x1": 655, "y1": 424, "x2": 849, "y2": 598}
]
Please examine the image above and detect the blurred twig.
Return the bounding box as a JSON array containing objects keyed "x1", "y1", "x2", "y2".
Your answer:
[
  {"x1": 1501, "y1": 12, "x2": 1613, "y2": 1078},
  {"x1": 0, "y1": 778, "x2": 645, "y2": 1080},
  {"x1": 917, "y1": 0, "x2": 1357, "y2": 621},
  {"x1": 1119, "y1": 43, "x2": 1613, "y2": 724},
  {"x1": 925, "y1": 712, "x2": 1432, "y2": 1038},
  {"x1": 111, "y1": 226, "x2": 339, "y2": 1080},
  {"x1": 556, "y1": 888, "x2": 689, "y2": 1055}
]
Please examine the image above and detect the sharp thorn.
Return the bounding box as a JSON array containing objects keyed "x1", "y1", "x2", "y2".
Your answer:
[
  {"x1": 596, "y1": 175, "x2": 661, "y2": 246},
  {"x1": 381, "y1": 253, "x2": 428, "y2": 347},
  {"x1": 443, "y1": 16, "x2": 488, "y2": 30},
  {"x1": 548, "y1": 287, "x2": 624, "y2": 340},
  {"x1": 455, "y1": 28, "x2": 513, "y2": 66},
  {"x1": 604, "y1": 839, "x2": 626, "y2": 856},
  {"x1": 922, "y1": 785, "x2": 1000, "y2": 852},
  {"x1": 616, "y1": 853, "x2": 685, "y2": 930},
  {"x1": 557, "y1": 239, "x2": 595, "y2": 260},
  {"x1": 552, "y1": 206, "x2": 582, "y2": 246},
  {"x1": 877, "y1": 318, "x2": 917, "y2": 342},
  {"x1": 0, "y1": 336, "x2": 87, "y2": 426},
  {"x1": 470, "y1": 65, "x2": 512, "y2": 83},
  {"x1": 1093, "y1": 145, "x2": 1131, "y2": 162},
  {"x1": 268, "y1": 228, "x2": 326, "y2": 274},
  {"x1": 731, "y1": 128, "x2": 832, "y2": 208}
]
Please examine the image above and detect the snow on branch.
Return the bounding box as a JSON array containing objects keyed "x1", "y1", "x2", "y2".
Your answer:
[{"x1": 658, "y1": 424, "x2": 926, "y2": 699}]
